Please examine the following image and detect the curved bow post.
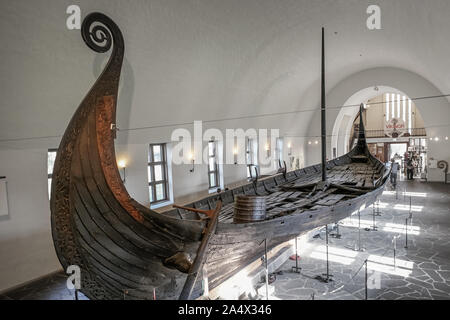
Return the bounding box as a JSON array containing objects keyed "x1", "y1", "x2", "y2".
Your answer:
[{"x1": 437, "y1": 160, "x2": 449, "y2": 183}]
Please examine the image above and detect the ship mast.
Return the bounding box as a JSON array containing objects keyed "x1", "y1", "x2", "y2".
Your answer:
[{"x1": 321, "y1": 27, "x2": 327, "y2": 181}]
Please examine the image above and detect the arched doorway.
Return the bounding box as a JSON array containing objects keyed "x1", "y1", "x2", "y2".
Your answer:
[
  {"x1": 304, "y1": 67, "x2": 450, "y2": 182},
  {"x1": 332, "y1": 87, "x2": 428, "y2": 180}
]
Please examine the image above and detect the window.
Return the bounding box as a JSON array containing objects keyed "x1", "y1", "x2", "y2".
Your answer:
[
  {"x1": 246, "y1": 138, "x2": 258, "y2": 178},
  {"x1": 47, "y1": 149, "x2": 57, "y2": 199},
  {"x1": 386, "y1": 93, "x2": 413, "y2": 134},
  {"x1": 275, "y1": 138, "x2": 284, "y2": 168},
  {"x1": 385, "y1": 93, "x2": 390, "y2": 121},
  {"x1": 391, "y1": 93, "x2": 395, "y2": 119},
  {"x1": 207, "y1": 140, "x2": 219, "y2": 189},
  {"x1": 148, "y1": 144, "x2": 169, "y2": 204},
  {"x1": 408, "y1": 98, "x2": 412, "y2": 134}
]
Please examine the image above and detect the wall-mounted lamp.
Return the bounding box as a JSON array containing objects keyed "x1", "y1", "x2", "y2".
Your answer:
[
  {"x1": 287, "y1": 142, "x2": 292, "y2": 155},
  {"x1": 233, "y1": 147, "x2": 238, "y2": 165},
  {"x1": 434, "y1": 137, "x2": 440, "y2": 142},
  {"x1": 446, "y1": 136, "x2": 449, "y2": 141},
  {"x1": 265, "y1": 143, "x2": 270, "y2": 157},
  {"x1": 118, "y1": 160, "x2": 126, "y2": 183},
  {"x1": 188, "y1": 152, "x2": 195, "y2": 172},
  {"x1": 314, "y1": 140, "x2": 319, "y2": 145},
  {"x1": 308, "y1": 141, "x2": 312, "y2": 145}
]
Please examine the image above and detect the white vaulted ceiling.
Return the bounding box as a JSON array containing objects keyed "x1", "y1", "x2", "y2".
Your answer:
[{"x1": 0, "y1": 0, "x2": 449, "y2": 146}]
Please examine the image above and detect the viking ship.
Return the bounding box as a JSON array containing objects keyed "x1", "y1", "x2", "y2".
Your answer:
[{"x1": 50, "y1": 12, "x2": 390, "y2": 300}]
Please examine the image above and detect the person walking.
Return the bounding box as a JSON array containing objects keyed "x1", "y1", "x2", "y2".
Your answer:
[
  {"x1": 390, "y1": 159, "x2": 399, "y2": 187},
  {"x1": 406, "y1": 159, "x2": 414, "y2": 180}
]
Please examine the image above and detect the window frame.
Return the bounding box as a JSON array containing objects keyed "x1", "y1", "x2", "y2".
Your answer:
[
  {"x1": 275, "y1": 137, "x2": 284, "y2": 168},
  {"x1": 47, "y1": 148, "x2": 58, "y2": 200},
  {"x1": 148, "y1": 143, "x2": 170, "y2": 205},
  {"x1": 246, "y1": 138, "x2": 258, "y2": 179},
  {"x1": 207, "y1": 140, "x2": 220, "y2": 189}
]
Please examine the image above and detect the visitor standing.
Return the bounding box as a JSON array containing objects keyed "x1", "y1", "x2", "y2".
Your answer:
[{"x1": 390, "y1": 159, "x2": 399, "y2": 187}]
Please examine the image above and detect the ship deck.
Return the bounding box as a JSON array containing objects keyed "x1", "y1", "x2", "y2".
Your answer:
[{"x1": 165, "y1": 159, "x2": 385, "y2": 224}]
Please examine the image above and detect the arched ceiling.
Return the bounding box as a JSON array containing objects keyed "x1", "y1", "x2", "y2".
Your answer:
[{"x1": 1, "y1": 0, "x2": 450, "y2": 147}]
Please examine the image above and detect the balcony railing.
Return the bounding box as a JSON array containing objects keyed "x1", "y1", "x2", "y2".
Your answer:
[{"x1": 353, "y1": 128, "x2": 426, "y2": 139}]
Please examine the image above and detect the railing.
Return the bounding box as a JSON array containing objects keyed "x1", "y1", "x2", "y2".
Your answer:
[{"x1": 353, "y1": 128, "x2": 427, "y2": 139}]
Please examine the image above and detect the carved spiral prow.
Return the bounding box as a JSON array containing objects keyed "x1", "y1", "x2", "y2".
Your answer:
[
  {"x1": 437, "y1": 160, "x2": 449, "y2": 184},
  {"x1": 81, "y1": 12, "x2": 124, "y2": 54},
  {"x1": 50, "y1": 12, "x2": 127, "y2": 299},
  {"x1": 437, "y1": 160, "x2": 449, "y2": 173}
]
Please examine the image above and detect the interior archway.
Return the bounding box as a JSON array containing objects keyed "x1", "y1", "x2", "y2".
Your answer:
[
  {"x1": 331, "y1": 86, "x2": 410, "y2": 158},
  {"x1": 332, "y1": 89, "x2": 429, "y2": 180},
  {"x1": 305, "y1": 67, "x2": 450, "y2": 182}
]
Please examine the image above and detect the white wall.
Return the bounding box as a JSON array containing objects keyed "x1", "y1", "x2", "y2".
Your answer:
[
  {"x1": 0, "y1": 148, "x2": 61, "y2": 292},
  {"x1": 115, "y1": 144, "x2": 151, "y2": 205}
]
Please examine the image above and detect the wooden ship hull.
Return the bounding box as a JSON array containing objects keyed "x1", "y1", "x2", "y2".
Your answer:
[{"x1": 50, "y1": 13, "x2": 390, "y2": 300}]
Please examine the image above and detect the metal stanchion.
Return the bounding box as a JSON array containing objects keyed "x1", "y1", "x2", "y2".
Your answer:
[
  {"x1": 375, "y1": 199, "x2": 381, "y2": 216},
  {"x1": 264, "y1": 239, "x2": 269, "y2": 300},
  {"x1": 364, "y1": 259, "x2": 368, "y2": 300},
  {"x1": 315, "y1": 224, "x2": 333, "y2": 283},
  {"x1": 354, "y1": 210, "x2": 365, "y2": 252},
  {"x1": 291, "y1": 236, "x2": 301, "y2": 273},
  {"x1": 326, "y1": 224, "x2": 330, "y2": 280},
  {"x1": 358, "y1": 210, "x2": 361, "y2": 249},
  {"x1": 372, "y1": 204, "x2": 378, "y2": 231},
  {"x1": 367, "y1": 203, "x2": 378, "y2": 232},
  {"x1": 75, "y1": 289, "x2": 79, "y2": 300},
  {"x1": 392, "y1": 235, "x2": 400, "y2": 270},
  {"x1": 409, "y1": 196, "x2": 413, "y2": 222},
  {"x1": 393, "y1": 243, "x2": 396, "y2": 270},
  {"x1": 405, "y1": 218, "x2": 409, "y2": 249}
]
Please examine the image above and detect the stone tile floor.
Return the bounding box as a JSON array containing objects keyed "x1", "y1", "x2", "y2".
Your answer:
[
  {"x1": 271, "y1": 180, "x2": 450, "y2": 300},
  {"x1": 0, "y1": 180, "x2": 448, "y2": 300}
]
